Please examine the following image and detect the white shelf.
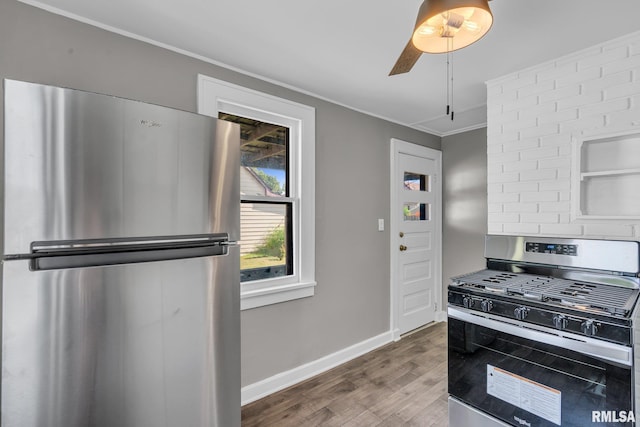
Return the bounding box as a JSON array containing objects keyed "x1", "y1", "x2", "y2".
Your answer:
[
  {"x1": 581, "y1": 168, "x2": 640, "y2": 180},
  {"x1": 573, "y1": 131, "x2": 640, "y2": 219}
]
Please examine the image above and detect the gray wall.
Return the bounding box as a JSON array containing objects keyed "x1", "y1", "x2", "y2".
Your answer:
[
  {"x1": 0, "y1": 0, "x2": 440, "y2": 387},
  {"x1": 442, "y1": 127, "x2": 488, "y2": 308}
]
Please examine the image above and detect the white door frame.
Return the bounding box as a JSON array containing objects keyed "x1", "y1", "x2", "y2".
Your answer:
[{"x1": 390, "y1": 138, "x2": 443, "y2": 341}]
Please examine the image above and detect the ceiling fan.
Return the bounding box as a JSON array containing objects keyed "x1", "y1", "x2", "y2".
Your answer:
[{"x1": 389, "y1": 0, "x2": 493, "y2": 75}]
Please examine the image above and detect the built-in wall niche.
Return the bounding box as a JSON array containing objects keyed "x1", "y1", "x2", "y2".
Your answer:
[{"x1": 573, "y1": 131, "x2": 640, "y2": 219}]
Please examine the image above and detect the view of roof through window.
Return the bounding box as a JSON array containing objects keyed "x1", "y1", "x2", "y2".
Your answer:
[{"x1": 218, "y1": 113, "x2": 292, "y2": 283}]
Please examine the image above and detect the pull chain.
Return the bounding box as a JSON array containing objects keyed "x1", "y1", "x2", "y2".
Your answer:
[
  {"x1": 448, "y1": 37, "x2": 454, "y2": 121},
  {"x1": 450, "y1": 49, "x2": 454, "y2": 121},
  {"x1": 446, "y1": 50, "x2": 450, "y2": 116}
]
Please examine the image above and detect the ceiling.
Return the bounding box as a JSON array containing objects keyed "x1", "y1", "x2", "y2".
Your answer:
[{"x1": 22, "y1": 0, "x2": 640, "y2": 136}]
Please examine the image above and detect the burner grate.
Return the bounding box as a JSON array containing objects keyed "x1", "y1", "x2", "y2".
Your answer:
[
  {"x1": 451, "y1": 269, "x2": 639, "y2": 317},
  {"x1": 544, "y1": 279, "x2": 637, "y2": 316}
]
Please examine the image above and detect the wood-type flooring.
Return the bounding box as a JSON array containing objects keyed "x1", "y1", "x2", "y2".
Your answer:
[{"x1": 241, "y1": 321, "x2": 448, "y2": 426}]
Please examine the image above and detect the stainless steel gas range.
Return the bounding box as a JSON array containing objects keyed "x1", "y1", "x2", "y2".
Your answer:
[{"x1": 448, "y1": 235, "x2": 640, "y2": 427}]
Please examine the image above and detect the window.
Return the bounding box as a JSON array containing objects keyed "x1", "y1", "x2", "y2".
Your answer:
[
  {"x1": 198, "y1": 75, "x2": 316, "y2": 310},
  {"x1": 220, "y1": 114, "x2": 292, "y2": 281}
]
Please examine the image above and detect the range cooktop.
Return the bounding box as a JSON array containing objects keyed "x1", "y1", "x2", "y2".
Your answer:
[{"x1": 450, "y1": 269, "x2": 639, "y2": 318}]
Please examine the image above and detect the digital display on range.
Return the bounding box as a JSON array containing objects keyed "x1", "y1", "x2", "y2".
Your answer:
[{"x1": 525, "y1": 242, "x2": 577, "y2": 256}]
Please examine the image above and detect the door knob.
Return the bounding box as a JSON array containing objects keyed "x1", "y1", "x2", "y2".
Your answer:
[{"x1": 399, "y1": 245, "x2": 407, "y2": 251}]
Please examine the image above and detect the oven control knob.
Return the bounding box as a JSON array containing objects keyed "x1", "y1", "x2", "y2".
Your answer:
[
  {"x1": 552, "y1": 314, "x2": 568, "y2": 330},
  {"x1": 480, "y1": 299, "x2": 494, "y2": 312},
  {"x1": 581, "y1": 320, "x2": 598, "y2": 336},
  {"x1": 462, "y1": 296, "x2": 475, "y2": 309},
  {"x1": 514, "y1": 306, "x2": 529, "y2": 320}
]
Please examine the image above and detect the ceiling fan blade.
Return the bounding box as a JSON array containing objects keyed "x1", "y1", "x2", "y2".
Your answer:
[{"x1": 389, "y1": 40, "x2": 422, "y2": 76}]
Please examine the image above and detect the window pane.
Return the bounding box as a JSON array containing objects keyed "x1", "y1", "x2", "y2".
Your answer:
[
  {"x1": 403, "y1": 203, "x2": 430, "y2": 221},
  {"x1": 404, "y1": 172, "x2": 429, "y2": 192},
  {"x1": 240, "y1": 202, "x2": 292, "y2": 282},
  {"x1": 219, "y1": 113, "x2": 288, "y2": 197}
]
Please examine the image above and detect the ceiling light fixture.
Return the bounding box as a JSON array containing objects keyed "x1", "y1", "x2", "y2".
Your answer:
[
  {"x1": 389, "y1": 0, "x2": 493, "y2": 75},
  {"x1": 389, "y1": 0, "x2": 493, "y2": 121},
  {"x1": 412, "y1": 0, "x2": 493, "y2": 54}
]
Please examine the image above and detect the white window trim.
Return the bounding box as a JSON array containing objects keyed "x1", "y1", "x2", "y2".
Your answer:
[{"x1": 197, "y1": 74, "x2": 316, "y2": 310}]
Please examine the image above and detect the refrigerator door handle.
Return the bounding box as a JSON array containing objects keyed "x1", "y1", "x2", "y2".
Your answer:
[{"x1": 4, "y1": 233, "x2": 235, "y2": 271}]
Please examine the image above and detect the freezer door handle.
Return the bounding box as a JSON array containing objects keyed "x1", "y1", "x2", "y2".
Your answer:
[{"x1": 4, "y1": 233, "x2": 235, "y2": 271}]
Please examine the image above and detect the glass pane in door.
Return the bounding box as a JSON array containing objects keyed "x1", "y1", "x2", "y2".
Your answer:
[
  {"x1": 404, "y1": 172, "x2": 429, "y2": 192},
  {"x1": 403, "y1": 203, "x2": 430, "y2": 221}
]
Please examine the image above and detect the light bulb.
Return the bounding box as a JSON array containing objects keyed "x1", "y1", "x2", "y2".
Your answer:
[
  {"x1": 464, "y1": 20, "x2": 480, "y2": 32},
  {"x1": 442, "y1": 11, "x2": 465, "y2": 29},
  {"x1": 417, "y1": 25, "x2": 437, "y2": 36}
]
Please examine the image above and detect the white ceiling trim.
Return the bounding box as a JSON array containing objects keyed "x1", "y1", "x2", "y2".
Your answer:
[
  {"x1": 17, "y1": 0, "x2": 446, "y2": 137},
  {"x1": 14, "y1": 0, "x2": 640, "y2": 137}
]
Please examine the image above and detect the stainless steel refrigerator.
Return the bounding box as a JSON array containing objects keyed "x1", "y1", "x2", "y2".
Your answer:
[{"x1": 2, "y1": 79, "x2": 240, "y2": 427}]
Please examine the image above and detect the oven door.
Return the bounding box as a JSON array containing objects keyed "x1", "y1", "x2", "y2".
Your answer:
[{"x1": 448, "y1": 307, "x2": 634, "y2": 427}]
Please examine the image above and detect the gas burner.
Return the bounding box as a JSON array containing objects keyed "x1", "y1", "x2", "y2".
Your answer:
[
  {"x1": 559, "y1": 283, "x2": 595, "y2": 298},
  {"x1": 522, "y1": 292, "x2": 544, "y2": 301},
  {"x1": 483, "y1": 285, "x2": 507, "y2": 294},
  {"x1": 451, "y1": 269, "x2": 640, "y2": 319}
]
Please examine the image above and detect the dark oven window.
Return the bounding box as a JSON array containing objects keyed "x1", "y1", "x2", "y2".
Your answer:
[{"x1": 448, "y1": 318, "x2": 633, "y2": 427}]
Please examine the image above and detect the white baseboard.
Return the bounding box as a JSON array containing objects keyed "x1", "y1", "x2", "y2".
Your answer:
[
  {"x1": 241, "y1": 330, "x2": 393, "y2": 405},
  {"x1": 392, "y1": 313, "x2": 446, "y2": 341}
]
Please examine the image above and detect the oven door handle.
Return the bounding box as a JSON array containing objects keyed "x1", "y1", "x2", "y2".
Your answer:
[{"x1": 447, "y1": 306, "x2": 632, "y2": 367}]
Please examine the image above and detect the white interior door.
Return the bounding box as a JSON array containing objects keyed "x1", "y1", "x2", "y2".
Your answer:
[{"x1": 391, "y1": 139, "x2": 442, "y2": 337}]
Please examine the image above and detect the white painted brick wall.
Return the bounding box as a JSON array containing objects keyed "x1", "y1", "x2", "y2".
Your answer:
[{"x1": 486, "y1": 31, "x2": 640, "y2": 239}]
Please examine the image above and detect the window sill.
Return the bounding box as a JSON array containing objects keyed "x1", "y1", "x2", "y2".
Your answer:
[{"x1": 241, "y1": 281, "x2": 316, "y2": 310}]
